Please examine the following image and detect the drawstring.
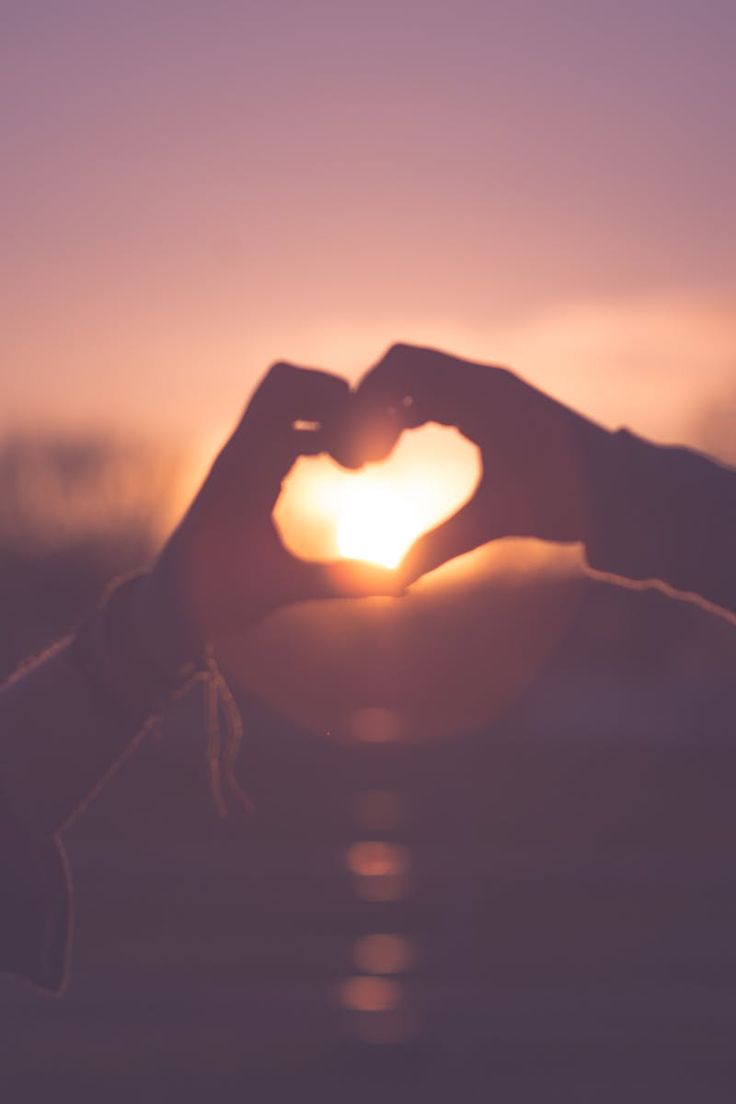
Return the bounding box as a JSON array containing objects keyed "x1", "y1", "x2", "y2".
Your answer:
[{"x1": 203, "y1": 649, "x2": 254, "y2": 818}]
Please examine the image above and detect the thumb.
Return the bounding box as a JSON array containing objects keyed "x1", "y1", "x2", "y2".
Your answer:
[{"x1": 398, "y1": 499, "x2": 488, "y2": 585}]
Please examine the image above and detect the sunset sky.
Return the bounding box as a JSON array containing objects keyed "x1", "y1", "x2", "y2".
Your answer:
[{"x1": 2, "y1": 1, "x2": 735, "y2": 455}]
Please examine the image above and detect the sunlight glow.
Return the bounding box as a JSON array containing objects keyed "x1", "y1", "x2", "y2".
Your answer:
[
  {"x1": 336, "y1": 478, "x2": 421, "y2": 568},
  {"x1": 275, "y1": 424, "x2": 481, "y2": 569}
]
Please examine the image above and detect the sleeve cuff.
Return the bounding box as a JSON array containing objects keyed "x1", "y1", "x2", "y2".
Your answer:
[{"x1": 579, "y1": 425, "x2": 736, "y2": 614}]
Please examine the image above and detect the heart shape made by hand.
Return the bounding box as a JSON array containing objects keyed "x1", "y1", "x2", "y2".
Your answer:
[
  {"x1": 275, "y1": 423, "x2": 481, "y2": 570},
  {"x1": 220, "y1": 420, "x2": 587, "y2": 741}
]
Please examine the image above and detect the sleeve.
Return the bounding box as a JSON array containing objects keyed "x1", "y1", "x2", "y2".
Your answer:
[
  {"x1": 0, "y1": 639, "x2": 151, "y2": 839},
  {"x1": 0, "y1": 793, "x2": 72, "y2": 993},
  {"x1": 579, "y1": 425, "x2": 736, "y2": 616},
  {"x1": 0, "y1": 574, "x2": 208, "y2": 992}
]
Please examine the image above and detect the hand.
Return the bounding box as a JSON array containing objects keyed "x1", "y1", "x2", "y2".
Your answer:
[
  {"x1": 335, "y1": 343, "x2": 604, "y2": 584},
  {"x1": 143, "y1": 362, "x2": 400, "y2": 650}
]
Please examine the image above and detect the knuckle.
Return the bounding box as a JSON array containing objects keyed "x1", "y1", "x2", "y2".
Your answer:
[
  {"x1": 493, "y1": 364, "x2": 514, "y2": 381},
  {"x1": 382, "y1": 341, "x2": 421, "y2": 367},
  {"x1": 385, "y1": 341, "x2": 413, "y2": 358},
  {"x1": 491, "y1": 364, "x2": 521, "y2": 394},
  {"x1": 322, "y1": 372, "x2": 350, "y2": 396},
  {"x1": 266, "y1": 360, "x2": 295, "y2": 380},
  {"x1": 254, "y1": 362, "x2": 295, "y2": 401}
]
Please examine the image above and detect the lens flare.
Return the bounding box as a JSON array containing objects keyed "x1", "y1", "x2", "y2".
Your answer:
[
  {"x1": 353, "y1": 934, "x2": 415, "y2": 974},
  {"x1": 338, "y1": 975, "x2": 402, "y2": 1013}
]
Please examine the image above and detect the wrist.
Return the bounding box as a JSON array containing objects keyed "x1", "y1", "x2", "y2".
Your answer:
[
  {"x1": 578, "y1": 424, "x2": 668, "y2": 583},
  {"x1": 132, "y1": 568, "x2": 209, "y2": 681},
  {"x1": 525, "y1": 402, "x2": 607, "y2": 546},
  {"x1": 565, "y1": 413, "x2": 616, "y2": 550}
]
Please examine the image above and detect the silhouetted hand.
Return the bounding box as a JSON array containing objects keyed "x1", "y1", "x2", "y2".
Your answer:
[
  {"x1": 338, "y1": 343, "x2": 601, "y2": 584},
  {"x1": 143, "y1": 363, "x2": 400, "y2": 647}
]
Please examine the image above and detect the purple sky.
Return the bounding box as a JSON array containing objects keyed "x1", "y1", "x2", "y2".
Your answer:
[{"x1": 2, "y1": 1, "x2": 735, "y2": 448}]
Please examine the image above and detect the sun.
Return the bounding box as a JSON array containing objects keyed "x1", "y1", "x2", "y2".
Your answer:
[
  {"x1": 336, "y1": 478, "x2": 423, "y2": 569},
  {"x1": 273, "y1": 423, "x2": 481, "y2": 571}
]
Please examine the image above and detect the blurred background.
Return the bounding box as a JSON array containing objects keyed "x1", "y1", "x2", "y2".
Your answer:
[{"x1": 1, "y1": 1, "x2": 735, "y2": 1098}]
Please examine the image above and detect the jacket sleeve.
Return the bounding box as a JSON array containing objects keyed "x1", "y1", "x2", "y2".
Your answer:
[
  {"x1": 0, "y1": 791, "x2": 72, "y2": 993},
  {"x1": 0, "y1": 637, "x2": 152, "y2": 992},
  {"x1": 579, "y1": 426, "x2": 736, "y2": 617},
  {"x1": 0, "y1": 575, "x2": 206, "y2": 992}
]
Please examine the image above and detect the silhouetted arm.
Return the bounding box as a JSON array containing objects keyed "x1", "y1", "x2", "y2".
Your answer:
[
  {"x1": 580, "y1": 425, "x2": 736, "y2": 615},
  {"x1": 0, "y1": 575, "x2": 205, "y2": 992},
  {"x1": 0, "y1": 364, "x2": 398, "y2": 992},
  {"x1": 346, "y1": 344, "x2": 736, "y2": 618}
]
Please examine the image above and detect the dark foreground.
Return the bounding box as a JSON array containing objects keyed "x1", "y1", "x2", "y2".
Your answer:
[{"x1": 1, "y1": 581, "x2": 735, "y2": 1102}]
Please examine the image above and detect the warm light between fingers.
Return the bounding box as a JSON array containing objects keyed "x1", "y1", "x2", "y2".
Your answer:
[
  {"x1": 274, "y1": 425, "x2": 481, "y2": 568},
  {"x1": 336, "y1": 479, "x2": 421, "y2": 568}
]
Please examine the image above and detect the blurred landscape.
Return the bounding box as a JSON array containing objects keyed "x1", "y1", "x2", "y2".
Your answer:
[{"x1": 0, "y1": 432, "x2": 734, "y2": 1101}]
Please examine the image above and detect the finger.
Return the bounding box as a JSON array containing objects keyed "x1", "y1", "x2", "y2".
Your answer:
[
  {"x1": 329, "y1": 343, "x2": 442, "y2": 468},
  {"x1": 212, "y1": 363, "x2": 350, "y2": 490},
  {"x1": 397, "y1": 497, "x2": 490, "y2": 585},
  {"x1": 334, "y1": 343, "x2": 490, "y2": 468},
  {"x1": 245, "y1": 361, "x2": 350, "y2": 438}
]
